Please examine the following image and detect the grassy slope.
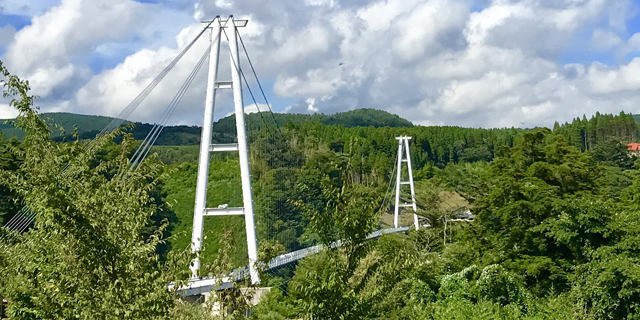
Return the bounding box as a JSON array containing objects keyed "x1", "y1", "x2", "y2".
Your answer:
[
  {"x1": 153, "y1": 145, "x2": 200, "y2": 165},
  {"x1": 162, "y1": 160, "x2": 249, "y2": 268},
  {"x1": 380, "y1": 191, "x2": 470, "y2": 227}
]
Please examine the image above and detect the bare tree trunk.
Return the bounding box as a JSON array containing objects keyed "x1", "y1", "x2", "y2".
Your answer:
[
  {"x1": 1, "y1": 296, "x2": 6, "y2": 319},
  {"x1": 443, "y1": 214, "x2": 447, "y2": 246}
]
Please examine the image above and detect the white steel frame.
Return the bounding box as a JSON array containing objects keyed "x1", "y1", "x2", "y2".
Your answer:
[
  {"x1": 191, "y1": 15, "x2": 260, "y2": 285},
  {"x1": 394, "y1": 135, "x2": 419, "y2": 230}
]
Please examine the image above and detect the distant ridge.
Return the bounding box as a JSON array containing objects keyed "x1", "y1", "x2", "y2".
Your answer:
[
  {"x1": 0, "y1": 108, "x2": 413, "y2": 144},
  {"x1": 0, "y1": 113, "x2": 122, "y2": 140}
]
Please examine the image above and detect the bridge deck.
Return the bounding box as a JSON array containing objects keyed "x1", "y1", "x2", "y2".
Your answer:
[{"x1": 174, "y1": 226, "x2": 410, "y2": 296}]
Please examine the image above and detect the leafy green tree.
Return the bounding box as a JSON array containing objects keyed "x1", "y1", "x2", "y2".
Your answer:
[
  {"x1": 0, "y1": 60, "x2": 193, "y2": 319},
  {"x1": 289, "y1": 251, "x2": 366, "y2": 319},
  {"x1": 0, "y1": 132, "x2": 21, "y2": 226},
  {"x1": 468, "y1": 129, "x2": 607, "y2": 293},
  {"x1": 569, "y1": 178, "x2": 640, "y2": 319},
  {"x1": 293, "y1": 182, "x2": 382, "y2": 271},
  {"x1": 589, "y1": 137, "x2": 635, "y2": 169},
  {"x1": 284, "y1": 166, "x2": 383, "y2": 319}
]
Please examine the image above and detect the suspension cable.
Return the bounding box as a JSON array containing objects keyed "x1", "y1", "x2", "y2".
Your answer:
[
  {"x1": 220, "y1": 28, "x2": 271, "y2": 132},
  {"x1": 2, "y1": 18, "x2": 218, "y2": 234},
  {"x1": 98, "y1": 18, "x2": 217, "y2": 138},
  {"x1": 129, "y1": 42, "x2": 212, "y2": 170},
  {"x1": 378, "y1": 150, "x2": 399, "y2": 216},
  {"x1": 237, "y1": 29, "x2": 283, "y2": 135}
]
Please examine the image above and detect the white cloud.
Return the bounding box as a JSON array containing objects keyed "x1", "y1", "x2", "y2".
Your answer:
[
  {"x1": 0, "y1": 0, "x2": 58, "y2": 16},
  {"x1": 225, "y1": 103, "x2": 269, "y2": 117},
  {"x1": 272, "y1": 25, "x2": 335, "y2": 64},
  {"x1": 4, "y1": 0, "x2": 640, "y2": 129},
  {"x1": 391, "y1": 0, "x2": 469, "y2": 62},
  {"x1": 76, "y1": 27, "x2": 208, "y2": 120},
  {"x1": 587, "y1": 58, "x2": 640, "y2": 94},
  {"x1": 590, "y1": 29, "x2": 623, "y2": 51},
  {"x1": 0, "y1": 24, "x2": 15, "y2": 48},
  {"x1": 0, "y1": 103, "x2": 18, "y2": 119},
  {"x1": 3, "y1": 0, "x2": 145, "y2": 97}
]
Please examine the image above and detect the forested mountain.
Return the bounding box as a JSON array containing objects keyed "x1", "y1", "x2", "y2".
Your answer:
[
  {"x1": 0, "y1": 112, "x2": 118, "y2": 139},
  {"x1": 0, "y1": 108, "x2": 412, "y2": 144}
]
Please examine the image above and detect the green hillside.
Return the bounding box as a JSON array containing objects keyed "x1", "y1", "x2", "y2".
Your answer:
[
  {"x1": 1, "y1": 108, "x2": 413, "y2": 144},
  {"x1": 0, "y1": 113, "x2": 121, "y2": 139},
  {"x1": 232, "y1": 108, "x2": 414, "y2": 129}
]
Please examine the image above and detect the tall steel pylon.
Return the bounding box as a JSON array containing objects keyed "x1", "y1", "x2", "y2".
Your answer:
[
  {"x1": 394, "y1": 135, "x2": 419, "y2": 230},
  {"x1": 190, "y1": 16, "x2": 260, "y2": 285}
]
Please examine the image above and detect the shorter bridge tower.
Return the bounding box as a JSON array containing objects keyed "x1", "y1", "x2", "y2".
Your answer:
[{"x1": 393, "y1": 136, "x2": 419, "y2": 230}]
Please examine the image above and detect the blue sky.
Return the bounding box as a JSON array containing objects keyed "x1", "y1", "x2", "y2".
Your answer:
[{"x1": 3, "y1": 0, "x2": 640, "y2": 128}]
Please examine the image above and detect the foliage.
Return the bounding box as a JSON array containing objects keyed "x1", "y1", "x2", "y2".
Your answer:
[
  {"x1": 1, "y1": 108, "x2": 414, "y2": 145},
  {"x1": 0, "y1": 60, "x2": 204, "y2": 320},
  {"x1": 251, "y1": 122, "x2": 640, "y2": 319},
  {"x1": 0, "y1": 132, "x2": 21, "y2": 226},
  {"x1": 289, "y1": 251, "x2": 366, "y2": 319},
  {"x1": 7, "y1": 56, "x2": 640, "y2": 319},
  {"x1": 160, "y1": 160, "x2": 248, "y2": 268},
  {"x1": 467, "y1": 129, "x2": 600, "y2": 292},
  {"x1": 553, "y1": 111, "x2": 639, "y2": 151},
  {"x1": 588, "y1": 137, "x2": 636, "y2": 169},
  {"x1": 293, "y1": 182, "x2": 382, "y2": 270}
]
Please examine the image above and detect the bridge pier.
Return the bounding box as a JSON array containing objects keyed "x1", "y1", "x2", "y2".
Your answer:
[{"x1": 177, "y1": 284, "x2": 271, "y2": 317}]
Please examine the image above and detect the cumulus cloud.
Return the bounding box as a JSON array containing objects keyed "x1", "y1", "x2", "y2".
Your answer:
[
  {"x1": 224, "y1": 103, "x2": 270, "y2": 117},
  {"x1": 0, "y1": 103, "x2": 18, "y2": 119},
  {"x1": 0, "y1": 0, "x2": 54, "y2": 16},
  {"x1": 3, "y1": 0, "x2": 147, "y2": 98},
  {"x1": 74, "y1": 23, "x2": 231, "y2": 124},
  {"x1": 0, "y1": 24, "x2": 15, "y2": 48},
  {"x1": 181, "y1": 0, "x2": 640, "y2": 127},
  {"x1": 4, "y1": 0, "x2": 640, "y2": 128},
  {"x1": 590, "y1": 29, "x2": 623, "y2": 51}
]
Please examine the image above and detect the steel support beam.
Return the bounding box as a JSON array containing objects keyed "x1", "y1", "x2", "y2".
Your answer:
[
  {"x1": 191, "y1": 17, "x2": 221, "y2": 276},
  {"x1": 209, "y1": 143, "x2": 239, "y2": 152},
  {"x1": 204, "y1": 207, "x2": 245, "y2": 216}
]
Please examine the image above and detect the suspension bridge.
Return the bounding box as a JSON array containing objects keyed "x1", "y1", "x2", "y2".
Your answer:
[{"x1": 2, "y1": 15, "x2": 453, "y2": 298}]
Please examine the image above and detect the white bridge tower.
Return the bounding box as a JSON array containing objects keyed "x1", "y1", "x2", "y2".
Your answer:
[
  {"x1": 394, "y1": 135, "x2": 419, "y2": 230},
  {"x1": 191, "y1": 16, "x2": 260, "y2": 285}
]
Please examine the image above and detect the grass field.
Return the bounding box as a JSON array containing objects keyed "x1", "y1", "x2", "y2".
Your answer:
[
  {"x1": 380, "y1": 190, "x2": 470, "y2": 227},
  {"x1": 162, "y1": 160, "x2": 249, "y2": 269}
]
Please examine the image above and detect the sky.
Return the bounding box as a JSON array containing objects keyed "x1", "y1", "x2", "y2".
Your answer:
[{"x1": 3, "y1": 0, "x2": 640, "y2": 128}]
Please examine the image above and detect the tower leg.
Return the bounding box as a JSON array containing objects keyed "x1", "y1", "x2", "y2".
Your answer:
[
  {"x1": 394, "y1": 138, "x2": 403, "y2": 228},
  {"x1": 404, "y1": 138, "x2": 419, "y2": 230},
  {"x1": 229, "y1": 17, "x2": 260, "y2": 285},
  {"x1": 191, "y1": 18, "x2": 221, "y2": 277}
]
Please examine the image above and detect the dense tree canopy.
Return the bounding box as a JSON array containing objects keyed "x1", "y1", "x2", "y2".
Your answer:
[{"x1": 3, "y1": 56, "x2": 640, "y2": 319}]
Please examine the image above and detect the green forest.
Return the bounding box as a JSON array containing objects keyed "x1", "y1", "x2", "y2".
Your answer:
[{"x1": 2, "y1": 61, "x2": 640, "y2": 319}]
